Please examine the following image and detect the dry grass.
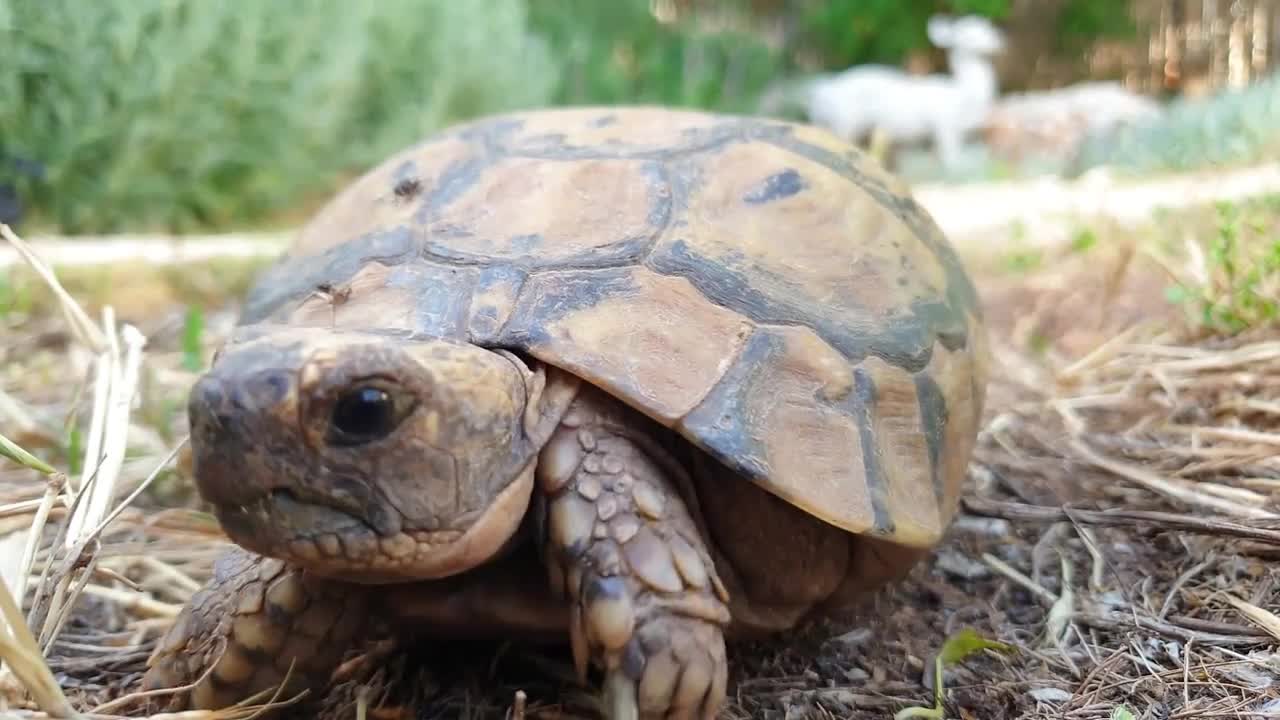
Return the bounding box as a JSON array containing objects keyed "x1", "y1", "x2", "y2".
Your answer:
[{"x1": 0, "y1": 210, "x2": 1278, "y2": 720}]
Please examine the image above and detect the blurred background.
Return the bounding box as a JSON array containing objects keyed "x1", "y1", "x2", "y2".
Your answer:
[{"x1": 1, "y1": 0, "x2": 1277, "y2": 235}]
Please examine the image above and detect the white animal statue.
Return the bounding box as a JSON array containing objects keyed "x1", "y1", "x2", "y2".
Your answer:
[{"x1": 805, "y1": 14, "x2": 1005, "y2": 169}]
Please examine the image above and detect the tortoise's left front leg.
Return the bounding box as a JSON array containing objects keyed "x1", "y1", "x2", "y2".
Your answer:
[
  {"x1": 140, "y1": 546, "x2": 374, "y2": 714},
  {"x1": 536, "y1": 388, "x2": 732, "y2": 720}
]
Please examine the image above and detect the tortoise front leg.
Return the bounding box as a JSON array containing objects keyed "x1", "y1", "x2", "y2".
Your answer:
[
  {"x1": 140, "y1": 546, "x2": 373, "y2": 714},
  {"x1": 536, "y1": 390, "x2": 732, "y2": 720}
]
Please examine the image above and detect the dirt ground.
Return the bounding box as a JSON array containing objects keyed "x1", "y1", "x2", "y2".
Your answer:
[{"x1": 2, "y1": 204, "x2": 1279, "y2": 720}]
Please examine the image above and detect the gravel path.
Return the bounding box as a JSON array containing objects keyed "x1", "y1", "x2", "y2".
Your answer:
[{"x1": 4, "y1": 162, "x2": 1280, "y2": 269}]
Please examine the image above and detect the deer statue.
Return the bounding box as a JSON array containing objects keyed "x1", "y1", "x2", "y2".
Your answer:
[{"x1": 805, "y1": 14, "x2": 1005, "y2": 170}]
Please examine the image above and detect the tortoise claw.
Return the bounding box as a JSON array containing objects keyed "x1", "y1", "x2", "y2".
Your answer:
[
  {"x1": 605, "y1": 613, "x2": 726, "y2": 720},
  {"x1": 605, "y1": 671, "x2": 640, "y2": 720}
]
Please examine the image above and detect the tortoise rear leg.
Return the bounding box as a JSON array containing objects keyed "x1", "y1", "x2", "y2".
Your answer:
[
  {"x1": 140, "y1": 546, "x2": 373, "y2": 714},
  {"x1": 536, "y1": 388, "x2": 732, "y2": 720}
]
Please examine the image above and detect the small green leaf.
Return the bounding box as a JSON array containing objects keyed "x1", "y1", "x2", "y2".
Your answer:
[
  {"x1": 1069, "y1": 228, "x2": 1098, "y2": 253},
  {"x1": 1163, "y1": 284, "x2": 1190, "y2": 305},
  {"x1": 1110, "y1": 705, "x2": 1136, "y2": 720},
  {"x1": 182, "y1": 304, "x2": 205, "y2": 372},
  {"x1": 1002, "y1": 249, "x2": 1042, "y2": 274},
  {"x1": 65, "y1": 425, "x2": 82, "y2": 476},
  {"x1": 894, "y1": 629, "x2": 1016, "y2": 720},
  {"x1": 0, "y1": 431, "x2": 56, "y2": 475},
  {"x1": 894, "y1": 705, "x2": 944, "y2": 720},
  {"x1": 938, "y1": 627, "x2": 1015, "y2": 665}
]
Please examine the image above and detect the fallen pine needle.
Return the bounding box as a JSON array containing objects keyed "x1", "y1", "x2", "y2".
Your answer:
[
  {"x1": 1219, "y1": 594, "x2": 1280, "y2": 642},
  {"x1": 78, "y1": 584, "x2": 183, "y2": 619},
  {"x1": 962, "y1": 497, "x2": 1280, "y2": 545}
]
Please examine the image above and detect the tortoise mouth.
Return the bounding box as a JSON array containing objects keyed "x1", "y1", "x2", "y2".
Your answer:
[
  {"x1": 214, "y1": 489, "x2": 387, "y2": 563},
  {"x1": 211, "y1": 466, "x2": 536, "y2": 583}
]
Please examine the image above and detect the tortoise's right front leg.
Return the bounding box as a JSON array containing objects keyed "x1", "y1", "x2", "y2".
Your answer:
[
  {"x1": 536, "y1": 388, "x2": 732, "y2": 720},
  {"x1": 140, "y1": 546, "x2": 373, "y2": 713}
]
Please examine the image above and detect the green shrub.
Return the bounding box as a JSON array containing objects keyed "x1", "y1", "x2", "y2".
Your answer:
[
  {"x1": 0, "y1": 0, "x2": 557, "y2": 233},
  {"x1": 528, "y1": 0, "x2": 782, "y2": 113},
  {"x1": 1164, "y1": 197, "x2": 1280, "y2": 334},
  {"x1": 1072, "y1": 71, "x2": 1280, "y2": 175}
]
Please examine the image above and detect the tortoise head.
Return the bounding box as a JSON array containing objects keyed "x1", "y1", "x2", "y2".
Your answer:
[{"x1": 186, "y1": 324, "x2": 544, "y2": 582}]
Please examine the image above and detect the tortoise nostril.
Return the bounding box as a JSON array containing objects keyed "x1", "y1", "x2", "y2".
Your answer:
[
  {"x1": 189, "y1": 375, "x2": 228, "y2": 425},
  {"x1": 190, "y1": 370, "x2": 289, "y2": 422}
]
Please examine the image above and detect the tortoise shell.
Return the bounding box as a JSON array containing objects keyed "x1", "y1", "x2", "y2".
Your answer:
[{"x1": 239, "y1": 106, "x2": 989, "y2": 550}]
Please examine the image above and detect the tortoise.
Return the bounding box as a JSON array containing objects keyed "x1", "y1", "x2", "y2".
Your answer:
[{"x1": 140, "y1": 105, "x2": 989, "y2": 720}]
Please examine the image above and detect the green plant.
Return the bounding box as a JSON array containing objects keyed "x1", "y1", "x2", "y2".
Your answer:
[
  {"x1": 1055, "y1": 0, "x2": 1137, "y2": 53},
  {"x1": 1002, "y1": 247, "x2": 1043, "y2": 274},
  {"x1": 527, "y1": 0, "x2": 782, "y2": 112},
  {"x1": 181, "y1": 304, "x2": 204, "y2": 373},
  {"x1": 894, "y1": 628, "x2": 1016, "y2": 719},
  {"x1": 0, "y1": 430, "x2": 55, "y2": 475},
  {"x1": 0, "y1": 268, "x2": 34, "y2": 319},
  {"x1": 0, "y1": 0, "x2": 557, "y2": 233},
  {"x1": 791, "y1": 0, "x2": 1010, "y2": 70},
  {"x1": 1165, "y1": 199, "x2": 1280, "y2": 334},
  {"x1": 1073, "y1": 72, "x2": 1280, "y2": 175},
  {"x1": 1070, "y1": 227, "x2": 1099, "y2": 254}
]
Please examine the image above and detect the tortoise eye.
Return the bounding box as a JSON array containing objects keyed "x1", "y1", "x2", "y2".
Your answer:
[{"x1": 328, "y1": 386, "x2": 404, "y2": 446}]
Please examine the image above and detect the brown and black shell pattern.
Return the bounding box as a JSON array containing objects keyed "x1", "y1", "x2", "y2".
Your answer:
[{"x1": 239, "y1": 106, "x2": 990, "y2": 550}]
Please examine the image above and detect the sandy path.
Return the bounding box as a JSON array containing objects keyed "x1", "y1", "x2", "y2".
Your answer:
[{"x1": 3, "y1": 162, "x2": 1280, "y2": 269}]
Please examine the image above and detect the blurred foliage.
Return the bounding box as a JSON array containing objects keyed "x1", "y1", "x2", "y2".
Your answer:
[
  {"x1": 775, "y1": 0, "x2": 1133, "y2": 70},
  {"x1": 1055, "y1": 0, "x2": 1138, "y2": 53},
  {"x1": 1164, "y1": 197, "x2": 1280, "y2": 335},
  {"x1": 0, "y1": 0, "x2": 556, "y2": 233},
  {"x1": 790, "y1": 0, "x2": 1012, "y2": 69},
  {"x1": 1072, "y1": 72, "x2": 1280, "y2": 175},
  {"x1": 528, "y1": 0, "x2": 782, "y2": 111}
]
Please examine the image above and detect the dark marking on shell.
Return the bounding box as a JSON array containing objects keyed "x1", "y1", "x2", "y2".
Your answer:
[
  {"x1": 660, "y1": 155, "x2": 703, "y2": 235},
  {"x1": 240, "y1": 227, "x2": 417, "y2": 325},
  {"x1": 387, "y1": 263, "x2": 477, "y2": 339},
  {"x1": 413, "y1": 153, "x2": 495, "y2": 225},
  {"x1": 646, "y1": 238, "x2": 962, "y2": 373},
  {"x1": 591, "y1": 114, "x2": 618, "y2": 128},
  {"x1": 423, "y1": 231, "x2": 657, "y2": 271},
  {"x1": 913, "y1": 373, "x2": 948, "y2": 512},
  {"x1": 468, "y1": 264, "x2": 529, "y2": 343},
  {"x1": 743, "y1": 169, "x2": 807, "y2": 205},
  {"x1": 677, "y1": 329, "x2": 775, "y2": 482},
  {"x1": 393, "y1": 177, "x2": 422, "y2": 201},
  {"x1": 641, "y1": 161, "x2": 675, "y2": 239},
  {"x1": 500, "y1": 268, "x2": 638, "y2": 347},
  {"x1": 850, "y1": 368, "x2": 895, "y2": 535},
  {"x1": 748, "y1": 123, "x2": 982, "y2": 319}
]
